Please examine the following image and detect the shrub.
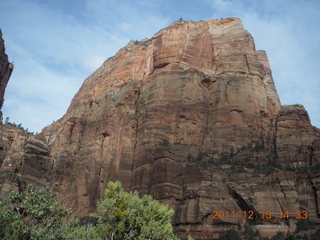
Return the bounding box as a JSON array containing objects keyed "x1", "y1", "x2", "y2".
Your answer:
[
  {"x1": 310, "y1": 228, "x2": 320, "y2": 240},
  {"x1": 2, "y1": 116, "x2": 33, "y2": 134},
  {"x1": 0, "y1": 185, "x2": 71, "y2": 240},
  {"x1": 270, "y1": 232, "x2": 286, "y2": 240},
  {"x1": 63, "y1": 217, "x2": 100, "y2": 240},
  {"x1": 160, "y1": 139, "x2": 170, "y2": 146},
  {"x1": 311, "y1": 162, "x2": 320, "y2": 173},
  {"x1": 243, "y1": 224, "x2": 260, "y2": 240},
  {"x1": 296, "y1": 218, "x2": 315, "y2": 232},
  {"x1": 218, "y1": 229, "x2": 241, "y2": 240},
  {"x1": 0, "y1": 182, "x2": 183, "y2": 240},
  {"x1": 186, "y1": 151, "x2": 219, "y2": 169},
  {"x1": 95, "y1": 180, "x2": 179, "y2": 240}
]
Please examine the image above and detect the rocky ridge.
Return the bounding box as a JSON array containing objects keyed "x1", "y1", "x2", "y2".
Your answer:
[
  {"x1": 0, "y1": 30, "x2": 13, "y2": 121},
  {"x1": 0, "y1": 19, "x2": 319, "y2": 239}
]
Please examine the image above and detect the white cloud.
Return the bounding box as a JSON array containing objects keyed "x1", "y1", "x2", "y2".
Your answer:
[
  {"x1": 0, "y1": 0, "x2": 169, "y2": 132},
  {"x1": 212, "y1": 0, "x2": 231, "y2": 11}
]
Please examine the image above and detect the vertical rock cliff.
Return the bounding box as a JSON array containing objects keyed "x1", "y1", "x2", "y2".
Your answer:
[
  {"x1": 0, "y1": 19, "x2": 319, "y2": 239},
  {"x1": 0, "y1": 30, "x2": 13, "y2": 120}
]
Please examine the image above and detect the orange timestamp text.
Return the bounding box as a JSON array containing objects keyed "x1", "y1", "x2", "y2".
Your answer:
[{"x1": 211, "y1": 210, "x2": 308, "y2": 220}]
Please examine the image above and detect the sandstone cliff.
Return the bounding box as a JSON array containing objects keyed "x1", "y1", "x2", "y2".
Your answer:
[
  {"x1": 0, "y1": 18, "x2": 319, "y2": 239},
  {"x1": 0, "y1": 30, "x2": 13, "y2": 120}
]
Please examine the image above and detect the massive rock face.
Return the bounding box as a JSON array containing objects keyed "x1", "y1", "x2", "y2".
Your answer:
[
  {"x1": 0, "y1": 18, "x2": 319, "y2": 239},
  {"x1": 0, "y1": 30, "x2": 13, "y2": 120}
]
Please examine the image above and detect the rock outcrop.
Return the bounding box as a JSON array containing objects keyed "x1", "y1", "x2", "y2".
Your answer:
[
  {"x1": 0, "y1": 18, "x2": 319, "y2": 239},
  {"x1": 0, "y1": 30, "x2": 13, "y2": 120}
]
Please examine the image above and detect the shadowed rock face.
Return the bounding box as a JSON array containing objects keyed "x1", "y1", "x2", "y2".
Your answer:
[
  {"x1": 0, "y1": 19, "x2": 319, "y2": 239},
  {"x1": 0, "y1": 30, "x2": 13, "y2": 120}
]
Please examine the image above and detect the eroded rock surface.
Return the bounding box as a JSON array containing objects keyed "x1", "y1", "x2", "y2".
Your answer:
[
  {"x1": 0, "y1": 30, "x2": 13, "y2": 120},
  {"x1": 0, "y1": 19, "x2": 319, "y2": 239}
]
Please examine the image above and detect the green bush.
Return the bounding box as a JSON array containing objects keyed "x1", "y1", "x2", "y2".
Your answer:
[
  {"x1": 3, "y1": 116, "x2": 33, "y2": 134},
  {"x1": 95, "y1": 180, "x2": 179, "y2": 240},
  {"x1": 243, "y1": 224, "x2": 260, "y2": 240},
  {"x1": 0, "y1": 182, "x2": 183, "y2": 240},
  {"x1": 187, "y1": 151, "x2": 218, "y2": 169},
  {"x1": 296, "y1": 218, "x2": 315, "y2": 232},
  {"x1": 63, "y1": 217, "x2": 100, "y2": 240},
  {"x1": 310, "y1": 228, "x2": 320, "y2": 240},
  {"x1": 218, "y1": 229, "x2": 241, "y2": 240},
  {"x1": 311, "y1": 162, "x2": 320, "y2": 174},
  {"x1": 0, "y1": 185, "x2": 71, "y2": 240},
  {"x1": 160, "y1": 139, "x2": 170, "y2": 146},
  {"x1": 270, "y1": 232, "x2": 286, "y2": 240}
]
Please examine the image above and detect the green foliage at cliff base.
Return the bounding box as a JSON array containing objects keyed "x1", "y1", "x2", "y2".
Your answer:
[{"x1": 0, "y1": 182, "x2": 193, "y2": 240}]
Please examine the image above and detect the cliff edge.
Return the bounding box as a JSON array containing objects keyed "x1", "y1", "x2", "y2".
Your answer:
[{"x1": 0, "y1": 30, "x2": 13, "y2": 120}]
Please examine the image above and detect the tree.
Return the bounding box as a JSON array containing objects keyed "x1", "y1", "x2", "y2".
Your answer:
[
  {"x1": 4, "y1": 116, "x2": 9, "y2": 124},
  {"x1": 63, "y1": 217, "x2": 100, "y2": 240},
  {"x1": 0, "y1": 185, "x2": 71, "y2": 240},
  {"x1": 0, "y1": 182, "x2": 190, "y2": 240},
  {"x1": 95, "y1": 180, "x2": 179, "y2": 240}
]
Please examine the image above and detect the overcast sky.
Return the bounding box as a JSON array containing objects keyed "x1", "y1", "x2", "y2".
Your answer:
[{"x1": 0, "y1": 0, "x2": 319, "y2": 132}]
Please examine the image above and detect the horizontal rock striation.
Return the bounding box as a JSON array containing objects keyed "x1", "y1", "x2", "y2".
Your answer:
[{"x1": 0, "y1": 19, "x2": 319, "y2": 239}]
